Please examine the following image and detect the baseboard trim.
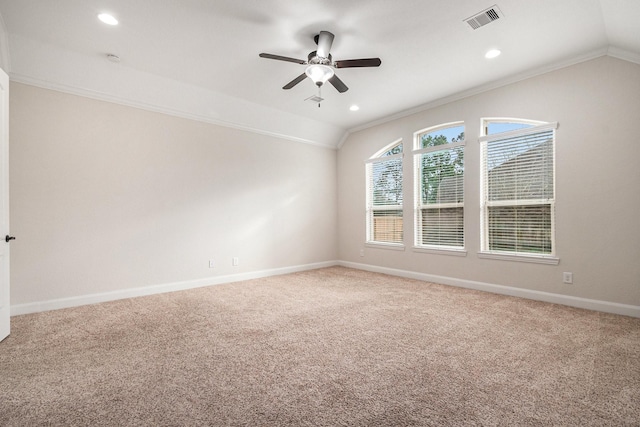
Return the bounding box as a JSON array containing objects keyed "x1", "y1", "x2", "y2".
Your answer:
[
  {"x1": 10, "y1": 261, "x2": 339, "y2": 316},
  {"x1": 338, "y1": 261, "x2": 640, "y2": 318},
  {"x1": 12, "y1": 260, "x2": 639, "y2": 318}
]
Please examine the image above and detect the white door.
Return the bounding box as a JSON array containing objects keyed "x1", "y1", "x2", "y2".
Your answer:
[{"x1": 0, "y1": 67, "x2": 10, "y2": 342}]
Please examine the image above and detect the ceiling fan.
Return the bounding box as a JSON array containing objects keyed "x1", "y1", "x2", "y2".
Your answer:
[{"x1": 259, "y1": 31, "x2": 381, "y2": 94}]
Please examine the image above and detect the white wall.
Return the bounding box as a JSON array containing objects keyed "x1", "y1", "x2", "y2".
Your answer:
[
  {"x1": 9, "y1": 56, "x2": 640, "y2": 314},
  {"x1": 338, "y1": 56, "x2": 640, "y2": 307},
  {"x1": 10, "y1": 83, "x2": 337, "y2": 307}
]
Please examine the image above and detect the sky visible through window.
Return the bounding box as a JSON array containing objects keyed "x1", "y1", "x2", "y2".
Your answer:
[
  {"x1": 486, "y1": 122, "x2": 532, "y2": 135},
  {"x1": 422, "y1": 125, "x2": 465, "y2": 146}
]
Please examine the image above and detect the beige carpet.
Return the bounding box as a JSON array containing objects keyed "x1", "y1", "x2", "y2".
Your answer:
[{"x1": 1, "y1": 266, "x2": 639, "y2": 426}]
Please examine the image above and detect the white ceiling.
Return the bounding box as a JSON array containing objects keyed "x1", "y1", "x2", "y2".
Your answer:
[{"x1": 1, "y1": 0, "x2": 639, "y2": 148}]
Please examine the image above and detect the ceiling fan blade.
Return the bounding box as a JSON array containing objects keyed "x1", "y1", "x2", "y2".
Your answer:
[
  {"x1": 283, "y1": 73, "x2": 307, "y2": 90},
  {"x1": 259, "y1": 53, "x2": 306, "y2": 65},
  {"x1": 334, "y1": 58, "x2": 382, "y2": 68},
  {"x1": 328, "y1": 74, "x2": 349, "y2": 93},
  {"x1": 316, "y1": 31, "x2": 335, "y2": 58}
]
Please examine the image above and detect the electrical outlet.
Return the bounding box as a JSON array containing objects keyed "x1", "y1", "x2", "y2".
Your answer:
[
  {"x1": 563, "y1": 272, "x2": 573, "y2": 284},
  {"x1": 359, "y1": 249, "x2": 365, "y2": 257},
  {"x1": 232, "y1": 257, "x2": 239, "y2": 266},
  {"x1": 208, "y1": 259, "x2": 215, "y2": 268}
]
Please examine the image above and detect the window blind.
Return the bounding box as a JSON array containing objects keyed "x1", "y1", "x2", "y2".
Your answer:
[
  {"x1": 415, "y1": 145, "x2": 464, "y2": 248},
  {"x1": 481, "y1": 123, "x2": 556, "y2": 255},
  {"x1": 366, "y1": 152, "x2": 403, "y2": 244}
]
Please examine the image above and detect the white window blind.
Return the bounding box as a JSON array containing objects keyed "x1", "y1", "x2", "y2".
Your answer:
[
  {"x1": 366, "y1": 144, "x2": 403, "y2": 245},
  {"x1": 480, "y1": 122, "x2": 557, "y2": 256},
  {"x1": 414, "y1": 124, "x2": 465, "y2": 249}
]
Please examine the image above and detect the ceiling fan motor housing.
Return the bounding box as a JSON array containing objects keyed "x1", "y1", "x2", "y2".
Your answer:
[{"x1": 308, "y1": 51, "x2": 332, "y2": 66}]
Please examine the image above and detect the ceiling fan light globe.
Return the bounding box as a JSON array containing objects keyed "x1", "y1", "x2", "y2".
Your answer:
[{"x1": 305, "y1": 64, "x2": 334, "y2": 85}]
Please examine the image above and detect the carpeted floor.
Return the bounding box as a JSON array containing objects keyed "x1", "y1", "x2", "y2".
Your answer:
[{"x1": 1, "y1": 266, "x2": 639, "y2": 426}]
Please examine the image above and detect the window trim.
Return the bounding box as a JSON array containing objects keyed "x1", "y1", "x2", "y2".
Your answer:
[
  {"x1": 479, "y1": 117, "x2": 545, "y2": 137},
  {"x1": 369, "y1": 138, "x2": 404, "y2": 159},
  {"x1": 477, "y1": 251, "x2": 559, "y2": 265},
  {"x1": 478, "y1": 121, "x2": 558, "y2": 143},
  {"x1": 413, "y1": 122, "x2": 466, "y2": 252},
  {"x1": 479, "y1": 120, "x2": 559, "y2": 263},
  {"x1": 364, "y1": 152, "x2": 403, "y2": 164},
  {"x1": 366, "y1": 241, "x2": 406, "y2": 251},
  {"x1": 412, "y1": 246, "x2": 467, "y2": 257},
  {"x1": 414, "y1": 139, "x2": 465, "y2": 154}
]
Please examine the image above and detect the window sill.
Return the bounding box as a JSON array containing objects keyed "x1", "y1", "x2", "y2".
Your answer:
[
  {"x1": 365, "y1": 242, "x2": 406, "y2": 251},
  {"x1": 412, "y1": 246, "x2": 467, "y2": 257},
  {"x1": 478, "y1": 251, "x2": 560, "y2": 265}
]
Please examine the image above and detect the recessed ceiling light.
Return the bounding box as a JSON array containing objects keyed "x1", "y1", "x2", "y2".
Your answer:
[
  {"x1": 485, "y1": 49, "x2": 501, "y2": 59},
  {"x1": 350, "y1": 105, "x2": 360, "y2": 111},
  {"x1": 98, "y1": 13, "x2": 118, "y2": 26}
]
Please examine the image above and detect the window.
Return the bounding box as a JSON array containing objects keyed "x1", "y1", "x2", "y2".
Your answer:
[
  {"x1": 480, "y1": 120, "x2": 558, "y2": 262},
  {"x1": 366, "y1": 140, "x2": 403, "y2": 245},
  {"x1": 413, "y1": 123, "x2": 465, "y2": 250}
]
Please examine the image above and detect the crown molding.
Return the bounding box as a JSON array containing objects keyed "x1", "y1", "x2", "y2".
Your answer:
[
  {"x1": 13, "y1": 73, "x2": 340, "y2": 150},
  {"x1": 6, "y1": 33, "x2": 344, "y2": 150},
  {"x1": 0, "y1": 13, "x2": 10, "y2": 72},
  {"x1": 336, "y1": 131, "x2": 351, "y2": 150},
  {"x1": 11, "y1": 73, "x2": 339, "y2": 151},
  {"x1": 343, "y1": 47, "x2": 613, "y2": 139}
]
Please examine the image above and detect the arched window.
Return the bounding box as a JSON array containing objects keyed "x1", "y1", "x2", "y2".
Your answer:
[
  {"x1": 479, "y1": 118, "x2": 558, "y2": 261},
  {"x1": 366, "y1": 140, "x2": 403, "y2": 245},
  {"x1": 413, "y1": 122, "x2": 465, "y2": 250}
]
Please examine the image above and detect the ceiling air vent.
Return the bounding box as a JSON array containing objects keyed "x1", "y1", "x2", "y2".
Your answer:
[{"x1": 464, "y1": 5, "x2": 503, "y2": 30}]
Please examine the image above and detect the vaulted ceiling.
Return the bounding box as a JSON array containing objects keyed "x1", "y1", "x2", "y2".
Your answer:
[{"x1": 1, "y1": 0, "x2": 638, "y2": 148}]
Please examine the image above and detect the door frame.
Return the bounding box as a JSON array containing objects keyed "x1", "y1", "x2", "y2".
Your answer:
[{"x1": 0, "y1": 66, "x2": 10, "y2": 342}]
